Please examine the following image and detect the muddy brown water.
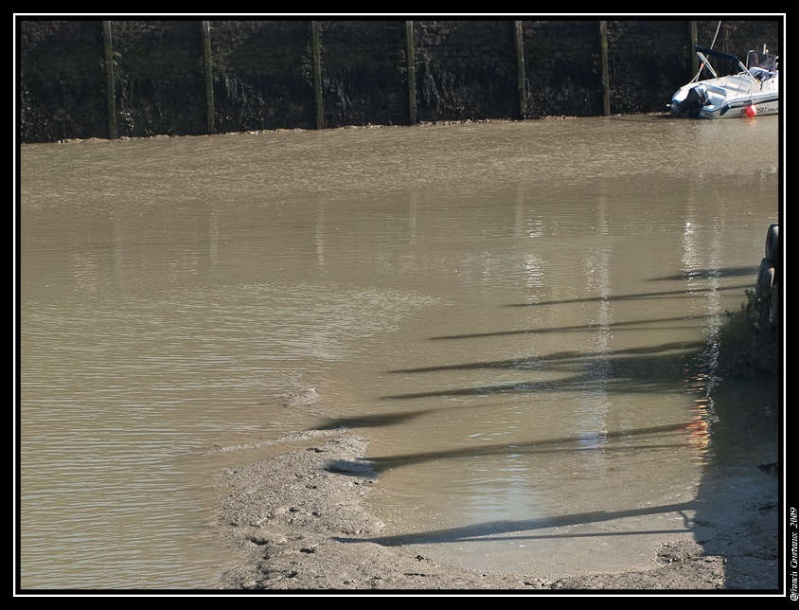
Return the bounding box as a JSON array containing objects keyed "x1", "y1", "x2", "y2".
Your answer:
[{"x1": 19, "y1": 116, "x2": 780, "y2": 589}]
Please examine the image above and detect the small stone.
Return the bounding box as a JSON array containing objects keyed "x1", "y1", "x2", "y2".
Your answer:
[{"x1": 284, "y1": 387, "x2": 320, "y2": 407}]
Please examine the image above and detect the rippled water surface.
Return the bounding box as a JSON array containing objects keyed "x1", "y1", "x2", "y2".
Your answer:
[{"x1": 18, "y1": 116, "x2": 780, "y2": 589}]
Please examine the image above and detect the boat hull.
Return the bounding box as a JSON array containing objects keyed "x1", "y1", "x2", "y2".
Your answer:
[
  {"x1": 672, "y1": 89, "x2": 780, "y2": 119},
  {"x1": 669, "y1": 46, "x2": 779, "y2": 119},
  {"x1": 703, "y1": 99, "x2": 778, "y2": 119},
  {"x1": 670, "y1": 79, "x2": 779, "y2": 119}
]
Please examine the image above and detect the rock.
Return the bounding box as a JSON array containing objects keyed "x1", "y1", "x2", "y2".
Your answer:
[{"x1": 284, "y1": 387, "x2": 320, "y2": 407}]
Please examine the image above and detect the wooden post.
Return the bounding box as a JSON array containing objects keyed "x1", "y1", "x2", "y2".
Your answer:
[
  {"x1": 405, "y1": 20, "x2": 417, "y2": 125},
  {"x1": 102, "y1": 21, "x2": 117, "y2": 139},
  {"x1": 311, "y1": 21, "x2": 324, "y2": 130},
  {"x1": 202, "y1": 21, "x2": 215, "y2": 135},
  {"x1": 514, "y1": 20, "x2": 526, "y2": 120},
  {"x1": 689, "y1": 21, "x2": 699, "y2": 75},
  {"x1": 599, "y1": 20, "x2": 610, "y2": 116}
]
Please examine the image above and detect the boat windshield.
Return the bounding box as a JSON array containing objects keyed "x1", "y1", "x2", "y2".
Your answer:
[{"x1": 746, "y1": 50, "x2": 778, "y2": 72}]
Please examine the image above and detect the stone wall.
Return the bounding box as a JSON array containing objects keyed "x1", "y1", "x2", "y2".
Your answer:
[{"x1": 17, "y1": 18, "x2": 782, "y2": 143}]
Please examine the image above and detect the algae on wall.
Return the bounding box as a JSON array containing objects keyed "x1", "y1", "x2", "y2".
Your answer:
[{"x1": 17, "y1": 18, "x2": 781, "y2": 143}]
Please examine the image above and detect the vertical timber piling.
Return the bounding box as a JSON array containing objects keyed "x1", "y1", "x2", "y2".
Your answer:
[
  {"x1": 599, "y1": 20, "x2": 610, "y2": 116},
  {"x1": 405, "y1": 20, "x2": 417, "y2": 126},
  {"x1": 202, "y1": 21, "x2": 215, "y2": 135},
  {"x1": 514, "y1": 21, "x2": 526, "y2": 120},
  {"x1": 102, "y1": 21, "x2": 117, "y2": 140},
  {"x1": 311, "y1": 20, "x2": 324, "y2": 130}
]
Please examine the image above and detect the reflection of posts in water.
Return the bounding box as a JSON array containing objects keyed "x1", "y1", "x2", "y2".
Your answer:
[
  {"x1": 575, "y1": 177, "x2": 611, "y2": 455},
  {"x1": 209, "y1": 210, "x2": 219, "y2": 270},
  {"x1": 316, "y1": 199, "x2": 325, "y2": 268},
  {"x1": 408, "y1": 189, "x2": 417, "y2": 242},
  {"x1": 683, "y1": 413, "x2": 711, "y2": 454},
  {"x1": 576, "y1": 246, "x2": 612, "y2": 453},
  {"x1": 680, "y1": 173, "x2": 724, "y2": 449}
]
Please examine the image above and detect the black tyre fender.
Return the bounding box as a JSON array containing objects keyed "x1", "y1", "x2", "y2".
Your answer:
[
  {"x1": 765, "y1": 224, "x2": 779, "y2": 263},
  {"x1": 757, "y1": 258, "x2": 775, "y2": 293},
  {"x1": 769, "y1": 283, "x2": 779, "y2": 326},
  {"x1": 756, "y1": 258, "x2": 778, "y2": 326}
]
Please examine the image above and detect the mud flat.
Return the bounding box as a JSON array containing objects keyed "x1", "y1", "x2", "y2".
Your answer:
[{"x1": 215, "y1": 426, "x2": 779, "y2": 593}]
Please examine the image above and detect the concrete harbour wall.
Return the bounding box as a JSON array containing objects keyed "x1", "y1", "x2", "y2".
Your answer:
[{"x1": 17, "y1": 18, "x2": 781, "y2": 143}]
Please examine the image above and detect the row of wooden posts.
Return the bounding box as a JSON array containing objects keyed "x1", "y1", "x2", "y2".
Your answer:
[{"x1": 99, "y1": 20, "x2": 705, "y2": 139}]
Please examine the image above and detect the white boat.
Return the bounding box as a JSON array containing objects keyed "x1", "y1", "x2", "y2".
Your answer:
[{"x1": 669, "y1": 45, "x2": 779, "y2": 119}]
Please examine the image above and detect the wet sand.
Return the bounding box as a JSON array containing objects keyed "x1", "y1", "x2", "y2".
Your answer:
[{"x1": 215, "y1": 426, "x2": 779, "y2": 593}]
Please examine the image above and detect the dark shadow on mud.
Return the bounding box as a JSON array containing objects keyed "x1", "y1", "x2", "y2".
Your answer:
[
  {"x1": 648, "y1": 267, "x2": 758, "y2": 281},
  {"x1": 334, "y1": 501, "x2": 697, "y2": 546},
  {"x1": 378, "y1": 349, "x2": 697, "y2": 401},
  {"x1": 327, "y1": 392, "x2": 779, "y2": 589},
  {"x1": 317, "y1": 340, "x2": 702, "y2": 432},
  {"x1": 324, "y1": 319, "x2": 779, "y2": 589},
  {"x1": 388, "y1": 340, "x2": 703, "y2": 374},
  {"x1": 317, "y1": 410, "x2": 429, "y2": 431},
  {"x1": 325, "y1": 422, "x2": 694, "y2": 475},
  {"x1": 323, "y1": 277, "x2": 779, "y2": 589},
  {"x1": 684, "y1": 375, "x2": 780, "y2": 590},
  {"x1": 427, "y1": 314, "x2": 716, "y2": 341},
  {"x1": 501, "y1": 283, "x2": 751, "y2": 310}
]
